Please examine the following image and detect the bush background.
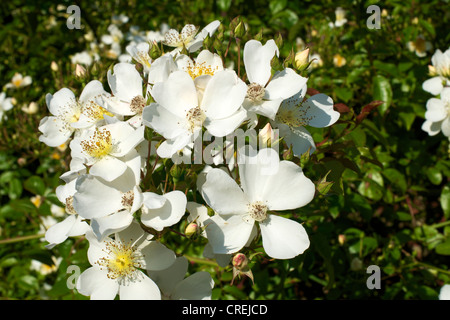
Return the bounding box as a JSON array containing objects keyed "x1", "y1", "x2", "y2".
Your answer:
[{"x1": 0, "y1": 0, "x2": 449, "y2": 300}]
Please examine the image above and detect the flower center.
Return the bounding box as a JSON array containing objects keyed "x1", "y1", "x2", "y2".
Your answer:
[
  {"x1": 414, "y1": 37, "x2": 426, "y2": 53},
  {"x1": 248, "y1": 201, "x2": 268, "y2": 222},
  {"x1": 276, "y1": 97, "x2": 312, "y2": 127},
  {"x1": 84, "y1": 100, "x2": 114, "y2": 121},
  {"x1": 81, "y1": 128, "x2": 113, "y2": 159},
  {"x1": 13, "y1": 79, "x2": 23, "y2": 87},
  {"x1": 130, "y1": 95, "x2": 146, "y2": 114},
  {"x1": 59, "y1": 99, "x2": 82, "y2": 125},
  {"x1": 121, "y1": 191, "x2": 135, "y2": 211},
  {"x1": 247, "y1": 83, "x2": 265, "y2": 102},
  {"x1": 96, "y1": 240, "x2": 143, "y2": 284},
  {"x1": 186, "y1": 61, "x2": 218, "y2": 80},
  {"x1": 65, "y1": 196, "x2": 77, "y2": 215},
  {"x1": 186, "y1": 106, "x2": 206, "y2": 132}
]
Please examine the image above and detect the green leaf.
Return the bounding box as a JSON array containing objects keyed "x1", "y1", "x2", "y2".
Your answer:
[
  {"x1": 269, "y1": 9, "x2": 298, "y2": 28},
  {"x1": 269, "y1": 0, "x2": 287, "y2": 15},
  {"x1": 426, "y1": 167, "x2": 442, "y2": 185},
  {"x1": 217, "y1": 0, "x2": 232, "y2": 11},
  {"x1": 18, "y1": 275, "x2": 39, "y2": 291},
  {"x1": 24, "y1": 175, "x2": 46, "y2": 195},
  {"x1": 440, "y1": 185, "x2": 450, "y2": 219},
  {"x1": 8, "y1": 178, "x2": 23, "y2": 200},
  {"x1": 435, "y1": 239, "x2": 450, "y2": 255},
  {"x1": 373, "y1": 60, "x2": 398, "y2": 77},
  {"x1": 372, "y1": 75, "x2": 392, "y2": 115},
  {"x1": 383, "y1": 168, "x2": 407, "y2": 194},
  {"x1": 335, "y1": 87, "x2": 353, "y2": 103}
]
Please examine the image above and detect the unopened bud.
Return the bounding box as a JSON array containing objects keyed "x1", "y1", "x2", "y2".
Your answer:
[
  {"x1": 338, "y1": 234, "x2": 346, "y2": 245},
  {"x1": 254, "y1": 29, "x2": 263, "y2": 42},
  {"x1": 258, "y1": 123, "x2": 278, "y2": 148},
  {"x1": 216, "y1": 28, "x2": 224, "y2": 42},
  {"x1": 170, "y1": 164, "x2": 184, "y2": 182},
  {"x1": 135, "y1": 63, "x2": 144, "y2": 74},
  {"x1": 428, "y1": 65, "x2": 437, "y2": 77},
  {"x1": 17, "y1": 158, "x2": 27, "y2": 166},
  {"x1": 75, "y1": 64, "x2": 87, "y2": 79},
  {"x1": 149, "y1": 41, "x2": 161, "y2": 59},
  {"x1": 317, "y1": 170, "x2": 334, "y2": 195},
  {"x1": 275, "y1": 33, "x2": 283, "y2": 49},
  {"x1": 185, "y1": 222, "x2": 199, "y2": 238},
  {"x1": 203, "y1": 34, "x2": 212, "y2": 50},
  {"x1": 213, "y1": 37, "x2": 223, "y2": 56},
  {"x1": 90, "y1": 62, "x2": 100, "y2": 77},
  {"x1": 229, "y1": 16, "x2": 241, "y2": 35},
  {"x1": 231, "y1": 253, "x2": 254, "y2": 285},
  {"x1": 294, "y1": 48, "x2": 310, "y2": 71},
  {"x1": 234, "y1": 21, "x2": 246, "y2": 38},
  {"x1": 282, "y1": 145, "x2": 294, "y2": 161},
  {"x1": 50, "y1": 61, "x2": 59, "y2": 72},
  {"x1": 232, "y1": 253, "x2": 249, "y2": 270}
]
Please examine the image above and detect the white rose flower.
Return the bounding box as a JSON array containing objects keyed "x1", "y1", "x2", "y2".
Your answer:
[
  {"x1": 423, "y1": 48, "x2": 450, "y2": 96},
  {"x1": 5, "y1": 72, "x2": 32, "y2": 89},
  {"x1": 201, "y1": 148, "x2": 315, "y2": 259},
  {"x1": 422, "y1": 87, "x2": 450, "y2": 137},
  {"x1": 39, "y1": 81, "x2": 112, "y2": 147},
  {"x1": 272, "y1": 84, "x2": 340, "y2": 156},
  {"x1": 69, "y1": 121, "x2": 144, "y2": 182},
  {"x1": 143, "y1": 69, "x2": 247, "y2": 158},
  {"x1": 163, "y1": 20, "x2": 220, "y2": 54},
  {"x1": 77, "y1": 222, "x2": 176, "y2": 300},
  {"x1": 243, "y1": 39, "x2": 308, "y2": 120}
]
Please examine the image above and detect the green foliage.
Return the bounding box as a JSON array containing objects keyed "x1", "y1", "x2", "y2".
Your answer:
[{"x1": 0, "y1": 0, "x2": 449, "y2": 300}]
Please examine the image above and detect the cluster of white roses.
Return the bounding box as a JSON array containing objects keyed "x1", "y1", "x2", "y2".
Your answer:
[
  {"x1": 421, "y1": 47, "x2": 450, "y2": 139},
  {"x1": 38, "y1": 20, "x2": 340, "y2": 300}
]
